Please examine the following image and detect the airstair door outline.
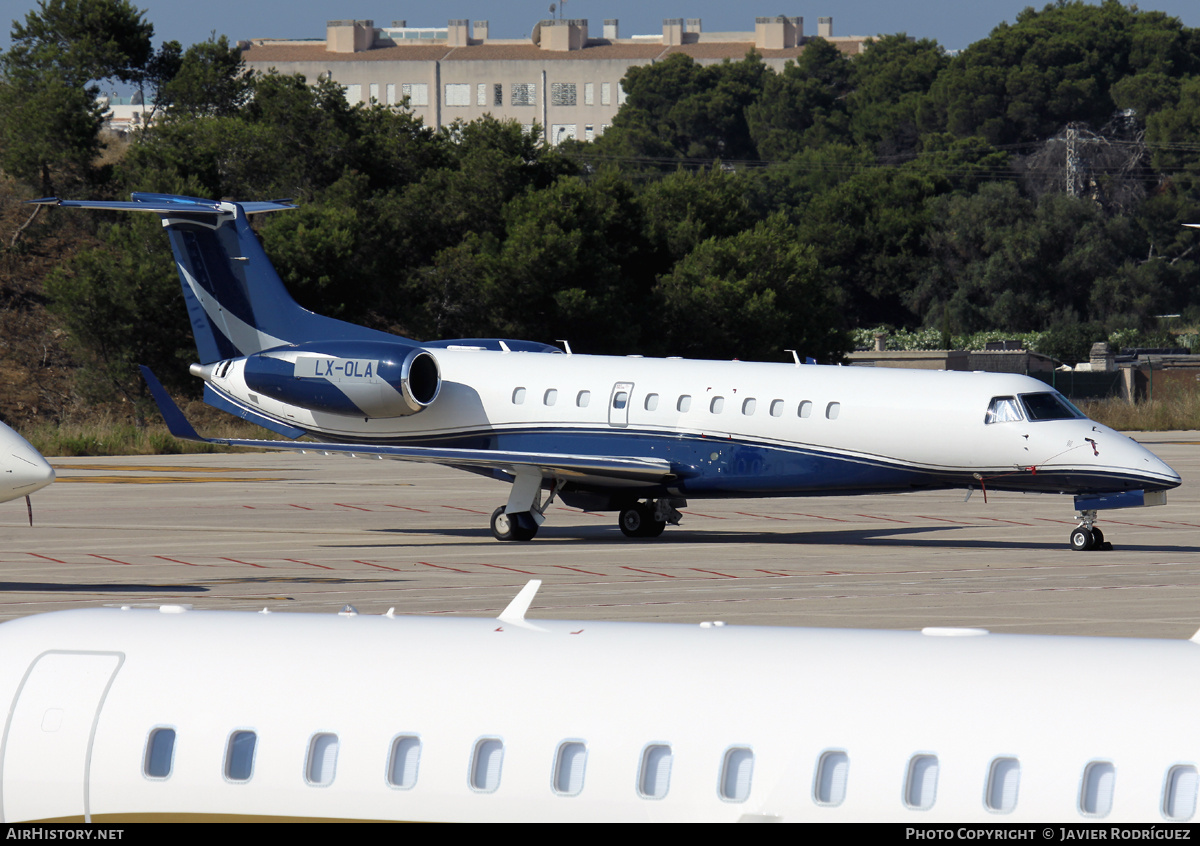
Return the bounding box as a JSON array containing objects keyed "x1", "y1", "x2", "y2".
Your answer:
[{"x1": 608, "y1": 382, "x2": 634, "y2": 428}]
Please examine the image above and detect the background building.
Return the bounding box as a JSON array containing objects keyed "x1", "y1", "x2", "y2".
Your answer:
[{"x1": 239, "y1": 15, "x2": 870, "y2": 144}]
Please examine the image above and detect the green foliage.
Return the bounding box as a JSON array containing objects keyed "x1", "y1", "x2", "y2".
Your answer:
[{"x1": 152, "y1": 35, "x2": 251, "y2": 119}]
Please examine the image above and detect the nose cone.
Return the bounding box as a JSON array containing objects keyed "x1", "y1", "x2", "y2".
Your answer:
[{"x1": 0, "y1": 422, "x2": 54, "y2": 503}]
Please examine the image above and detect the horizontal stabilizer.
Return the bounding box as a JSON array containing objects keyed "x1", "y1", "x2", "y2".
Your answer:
[{"x1": 28, "y1": 196, "x2": 295, "y2": 216}]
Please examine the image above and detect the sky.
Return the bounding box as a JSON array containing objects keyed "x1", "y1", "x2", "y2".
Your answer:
[{"x1": 1, "y1": 0, "x2": 1198, "y2": 54}]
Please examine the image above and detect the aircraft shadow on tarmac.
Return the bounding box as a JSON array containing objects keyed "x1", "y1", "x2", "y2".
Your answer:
[
  {"x1": 349, "y1": 524, "x2": 1200, "y2": 554},
  {"x1": 0, "y1": 582, "x2": 208, "y2": 593}
]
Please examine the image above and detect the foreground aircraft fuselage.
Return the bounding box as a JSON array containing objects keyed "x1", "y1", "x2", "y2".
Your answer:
[
  {"x1": 1, "y1": 587, "x2": 1200, "y2": 822},
  {"x1": 37, "y1": 194, "x2": 1180, "y2": 548}
]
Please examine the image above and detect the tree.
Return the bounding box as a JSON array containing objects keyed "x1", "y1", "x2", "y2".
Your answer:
[{"x1": 150, "y1": 35, "x2": 251, "y2": 119}]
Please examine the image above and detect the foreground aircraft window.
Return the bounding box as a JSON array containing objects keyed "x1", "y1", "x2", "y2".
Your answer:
[
  {"x1": 826, "y1": 402, "x2": 841, "y2": 420},
  {"x1": 225, "y1": 731, "x2": 257, "y2": 782},
  {"x1": 677, "y1": 395, "x2": 692, "y2": 413},
  {"x1": 710, "y1": 396, "x2": 725, "y2": 414},
  {"x1": 814, "y1": 750, "x2": 849, "y2": 806},
  {"x1": 905, "y1": 754, "x2": 939, "y2": 810},
  {"x1": 554, "y1": 741, "x2": 587, "y2": 796},
  {"x1": 306, "y1": 733, "x2": 339, "y2": 786},
  {"x1": 512, "y1": 388, "x2": 526, "y2": 405},
  {"x1": 613, "y1": 391, "x2": 629, "y2": 410},
  {"x1": 1080, "y1": 761, "x2": 1115, "y2": 817},
  {"x1": 719, "y1": 747, "x2": 754, "y2": 802},
  {"x1": 985, "y1": 397, "x2": 1023, "y2": 424},
  {"x1": 985, "y1": 757, "x2": 1020, "y2": 813},
  {"x1": 644, "y1": 393, "x2": 659, "y2": 412},
  {"x1": 544, "y1": 389, "x2": 557, "y2": 406},
  {"x1": 471, "y1": 738, "x2": 504, "y2": 792},
  {"x1": 639, "y1": 744, "x2": 673, "y2": 799},
  {"x1": 1164, "y1": 765, "x2": 1198, "y2": 820},
  {"x1": 798, "y1": 401, "x2": 813, "y2": 418},
  {"x1": 143, "y1": 727, "x2": 176, "y2": 779},
  {"x1": 576, "y1": 390, "x2": 591, "y2": 408},
  {"x1": 742, "y1": 398, "x2": 756, "y2": 416},
  {"x1": 388, "y1": 735, "x2": 422, "y2": 789},
  {"x1": 770, "y1": 400, "x2": 784, "y2": 418},
  {"x1": 1020, "y1": 392, "x2": 1084, "y2": 421}
]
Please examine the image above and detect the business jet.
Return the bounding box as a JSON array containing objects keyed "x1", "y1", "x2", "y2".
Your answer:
[
  {"x1": 0, "y1": 418, "x2": 54, "y2": 522},
  {"x1": 33, "y1": 194, "x2": 1180, "y2": 550},
  {"x1": 1, "y1": 580, "x2": 1199, "y2": 823}
]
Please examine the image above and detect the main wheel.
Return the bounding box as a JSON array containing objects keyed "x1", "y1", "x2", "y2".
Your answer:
[
  {"x1": 491, "y1": 506, "x2": 538, "y2": 541},
  {"x1": 618, "y1": 503, "x2": 667, "y2": 538},
  {"x1": 1070, "y1": 526, "x2": 1095, "y2": 551}
]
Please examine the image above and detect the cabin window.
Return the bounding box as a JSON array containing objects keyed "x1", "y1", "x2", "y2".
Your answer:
[
  {"x1": 826, "y1": 402, "x2": 840, "y2": 420},
  {"x1": 1020, "y1": 392, "x2": 1084, "y2": 421},
  {"x1": 471, "y1": 738, "x2": 504, "y2": 792},
  {"x1": 741, "y1": 398, "x2": 756, "y2": 416},
  {"x1": 1165, "y1": 765, "x2": 1199, "y2": 820},
  {"x1": 225, "y1": 730, "x2": 257, "y2": 782},
  {"x1": 985, "y1": 396, "x2": 1023, "y2": 424},
  {"x1": 985, "y1": 757, "x2": 1020, "y2": 813},
  {"x1": 512, "y1": 388, "x2": 526, "y2": 405},
  {"x1": 306, "y1": 733, "x2": 339, "y2": 786},
  {"x1": 719, "y1": 747, "x2": 754, "y2": 802},
  {"x1": 639, "y1": 744, "x2": 673, "y2": 799},
  {"x1": 769, "y1": 400, "x2": 784, "y2": 418},
  {"x1": 1080, "y1": 761, "x2": 1115, "y2": 817},
  {"x1": 576, "y1": 390, "x2": 591, "y2": 408},
  {"x1": 612, "y1": 391, "x2": 629, "y2": 410},
  {"x1": 388, "y1": 735, "x2": 422, "y2": 789},
  {"x1": 710, "y1": 396, "x2": 725, "y2": 414},
  {"x1": 677, "y1": 395, "x2": 692, "y2": 413},
  {"x1": 798, "y1": 401, "x2": 813, "y2": 418},
  {"x1": 644, "y1": 393, "x2": 659, "y2": 412},
  {"x1": 814, "y1": 750, "x2": 849, "y2": 806},
  {"x1": 544, "y1": 389, "x2": 557, "y2": 406},
  {"x1": 553, "y1": 741, "x2": 587, "y2": 796},
  {"x1": 905, "y1": 754, "x2": 939, "y2": 810},
  {"x1": 144, "y1": 727, "x2": 176, "y2": 779}
]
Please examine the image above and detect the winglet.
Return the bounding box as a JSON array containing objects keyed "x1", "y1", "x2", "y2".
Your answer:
[
  {"x1": 498, "y1": 580, "x2": 542, "y2": 624},
  {"x1": 139, "y1": 365, "x2": 209, "y2": 443}
]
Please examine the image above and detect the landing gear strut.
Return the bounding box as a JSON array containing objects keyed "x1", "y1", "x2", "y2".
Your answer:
[
  {"x1": 1069, "y1": 510, "x2": 1111, "y2": 552},
  {"x1": 618, "y1": 498, "x2": 684, "y2": 539}
]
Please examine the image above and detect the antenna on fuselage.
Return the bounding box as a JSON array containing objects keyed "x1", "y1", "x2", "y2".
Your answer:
[
  {"x1": 785, "y1": 349, "x2": 801, "y2": 367},
  {"x1": 556, "y1": 340, "x2": 573, "y2": 354}
]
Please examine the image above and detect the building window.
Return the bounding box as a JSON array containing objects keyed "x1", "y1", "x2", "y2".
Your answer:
[
  {"x1": 585, "y1": 125, "x2": 594, "y2": 142},
  {"x1": 601, "y1": 82, "x2": 612, "y2": 106},
  {"x1": 814, "y1": 750, "x2": 849, "y2": 806},
  {"x1": 617, "y1": 83, "x2": 627, "y2": 105},
  {"x1": 225, "y1": 731, "x2": 257, "y2": 782},
  {"x1": 584, "y1": 82, "x2": 594, "y2": 105},
  {"x1": 553, "y1": 742, "x2": 587, "y2": 796},
  {"x1": 985, "y1": 758, "x2": 1020, "y2": 813},
  {"x1": 494, "y1": 83, "x2": 503, "y2": 106},
  {"x1": 144, "y1": 727, "x2": 176, "y2": 779},
  {"x1": 306, "y1": 733, "x2": 339, "y2": 786},
  {"x1": 368, "y1": 83, "x2": 379, "y2": 103},
  {"x1": 551, "y1": 82, "x2": 577, "y2": 106},
  {"x1": 386, "y1": 83, "x2": 396, "y2": 105},
  {"x1": 446, "y1": 83, "x2": 470, "y2": 106},
  {"x1": 552, "y1": 124, "x2": 577, "y2": 145},
  {"x1": 388, "y1": 736, "x2": 421, "y2": 789},
  {"x1": 477, "y1": 83, "x2": 487, "y2": 106},
  {"x1": 511, "y1": 83, "x2": 536, "y2": 106},
  {"x1": 719, "y1": 747, "x2": 754, "y2": 802},
  {"x1": 344, "y1": 84, "x2": 362, "y2": 104},
  {"x1": 470, "y1": 738, "x2": 504, "y2": 792},
  {"x1": 402, "y1": 83, "x2": 428, "y2": 106},
  {"x1": 639, "y1": 744, "x2": 672, "y2": 799}
]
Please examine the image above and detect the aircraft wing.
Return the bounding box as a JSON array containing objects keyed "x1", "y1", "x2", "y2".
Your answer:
[{"x1": 140, "y1": 367, "x2": 674, "y2": 486}]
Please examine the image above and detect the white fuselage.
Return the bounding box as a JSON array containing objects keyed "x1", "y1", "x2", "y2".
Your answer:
[
  {"x1": 0, "y1": 605, "x2": 1197, "y2": 823},
  {"x1": 0, "y1": 420, "x2": 54, "y2": 504}
]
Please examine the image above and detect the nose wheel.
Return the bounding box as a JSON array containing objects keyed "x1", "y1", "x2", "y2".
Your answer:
[{"x1": 1069, "y1": 511, "x2": 1111, "y2": 551}]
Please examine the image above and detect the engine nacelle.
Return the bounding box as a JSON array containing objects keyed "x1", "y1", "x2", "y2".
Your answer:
[{"x1": 195, "y1": 341, "x2": 441, "y2": 419}]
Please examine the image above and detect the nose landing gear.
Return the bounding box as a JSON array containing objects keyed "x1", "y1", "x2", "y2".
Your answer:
[{"x1": 1070, "y1": 510, "x2": 1112, "y2": 551}]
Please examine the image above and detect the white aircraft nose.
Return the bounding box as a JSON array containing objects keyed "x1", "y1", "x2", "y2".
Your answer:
[{"x1": 0, "y1": 423, "x2": 55, "y2": 503}]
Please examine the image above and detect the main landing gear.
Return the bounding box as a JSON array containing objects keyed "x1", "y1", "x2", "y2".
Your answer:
[
  {"x1": 490, "y1": 491, "x2": 686, "y2": 542},
  {"x1": 1069, "y1": 509, "x2": 1112, "y2": 552}
]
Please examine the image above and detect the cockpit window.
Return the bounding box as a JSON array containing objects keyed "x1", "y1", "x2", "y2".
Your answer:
[
  {"x1": 985, "y1": 397, "x2": 1023, "y2": 424},
  {"x1": 1019, "y1": 392, "x2": 1084, "y2": 421}
]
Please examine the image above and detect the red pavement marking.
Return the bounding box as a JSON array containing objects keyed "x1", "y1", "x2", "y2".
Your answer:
[
  {"x1": 354, "y1": 560, "x2": 406, "y2": 572},
  {"x1": 681, "y1": 510, "x2": 725, "y2": 519},
  {"x1": 790, "y1": 513, "x2": 853, "y2": 522},
  {"x1": 1105, "y1": 519, "x2": 1163, "y2": 529},
  {"x1": 221, "y1": 557, "x2": 267, "y2": 569},
  {"x1": 335, "y1": 503, "x2": 373, "y2": 512},
  {"x1": 289, "y1": 504, "x2": 313, "y2": 511},
  {"x1": 417, "y1": 560, "x2": 471, "y2": 573},
  {"x1": 553, "y1": 565, "x2": 606, "y2": 575},
  {"x1": 442, "y1": 505, "x2": 490, "y2": 515},
  {"x1": 27, "y1": 553, "x2": 65, "y2": 563},
  {"x1": 977, "y1": 517, "x2": 1034, "y2": 525},
  {"x1": 734, "y1": 511, "x2": 787, "y2": 520},
  {"x1": 284, "y1": 558, "x2": 335, "y2": 571},
  {"x1": 90, "y1": 554, "x2": 132, "y2": 565},
  {"x1": 479, "y1": 562, "x2": 537, "y2": 575},
  {"x1": 916, "y1": 516, "x2": 974, "y2": 525},
  {"x1": 242, "y1": 505, "x2": 255, "y2": 509},
  {"x1": 692, "y1": 568, "x2": 737, "y2": 578},
  {"x1": 385, "y1": 505, "x2": 430, "y2": 513},
  {"x1": 1035, "y1": 518, "x2": 1077, "y2": 525},
  {"x1": 756, "y1": 569, "x2": 793, "y2": 576},
  {"x1": 1162, "y1": 521, "x2": 1200, "y2": 528},
  {"x1": 622, "y1": 566, "x2": 674, "y2": 577},
  {"x1": 155, "y1": 556, "x2": 198, "y2": 566},
  {"x1": 855, "y1": 514, "x2": 910, "y2": 523}
]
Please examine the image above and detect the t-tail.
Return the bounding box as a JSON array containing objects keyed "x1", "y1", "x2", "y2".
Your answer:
[{"x1": 30, "y1": 193, "x2": 398, "y2": 363}]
